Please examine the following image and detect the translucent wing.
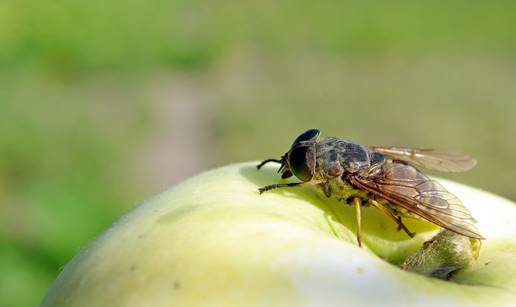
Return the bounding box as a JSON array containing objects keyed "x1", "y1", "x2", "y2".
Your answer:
[
  {"x1": 369, "y1": 146, "x2": 477, "y2": 172},
  {"x1": 350, "y1": 162, "x2": 484, "y2": 239}
]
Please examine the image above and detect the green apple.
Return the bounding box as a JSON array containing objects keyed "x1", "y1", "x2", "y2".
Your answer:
[{"x1": 41, "y1": 162, "x2": 516, "y2": 307}]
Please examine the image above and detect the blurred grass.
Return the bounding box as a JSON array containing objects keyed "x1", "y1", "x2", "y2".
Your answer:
[
  {"x1": 1, "y1": 1, "x2": 516, "y2": 306},
  {"x1": 3, "y1": 1, "x2": 516, "y2": 73}
]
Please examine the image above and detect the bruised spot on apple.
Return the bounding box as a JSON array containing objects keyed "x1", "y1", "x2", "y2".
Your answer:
[{"x1": 41, "y1": 162, "x2": 516, "y2": 307}]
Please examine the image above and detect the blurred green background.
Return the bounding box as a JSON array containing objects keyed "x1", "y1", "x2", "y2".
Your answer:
[{"x1": 2, "y1": 1, "x2": 516, "y2": 306}]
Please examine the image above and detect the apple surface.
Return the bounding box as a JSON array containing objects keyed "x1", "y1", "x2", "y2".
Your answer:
[{"x1": 41, "y1": 162, "x2": 516, "y2": 307}]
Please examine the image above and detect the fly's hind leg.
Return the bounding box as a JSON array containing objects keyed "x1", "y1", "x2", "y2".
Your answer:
[
  {"x1": 368, "y1": 199, "x2": 416, "y2": 238},
  {"x1": 352, "y1": 197, "x2": 363, "y2": 247}
]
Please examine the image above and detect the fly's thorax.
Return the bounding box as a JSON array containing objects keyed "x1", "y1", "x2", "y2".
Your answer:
[
  {"x1": 366, "y1": 151, "x2": 386, "y2": 176},
  {"x1": 315, "y1": 138, "x2": 377, "y2": 175}
]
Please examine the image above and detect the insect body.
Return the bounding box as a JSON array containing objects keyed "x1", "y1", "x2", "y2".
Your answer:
[{"x1": 257, "y1": 129, "x2": 483, "y2": 247}]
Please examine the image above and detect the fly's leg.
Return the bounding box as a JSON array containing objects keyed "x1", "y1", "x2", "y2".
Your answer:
[
  {"x1": 368, "y1": 199, "x2": 416, "y2": 238},
  {"x1": 258, "y1": 182, "x2": 304, "y2": 194},
  {"x1": 352, "y1": 197, "x2": 363, "y2": 247},
  {"x1": 258, "y1": 180, "x2": 325, "y2": 194},
  {"x1": 322, "y1": 182, "x2": 332, "y2": 198}
]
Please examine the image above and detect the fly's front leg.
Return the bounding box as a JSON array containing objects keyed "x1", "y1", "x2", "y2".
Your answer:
[
  {"x1": 258, "y1": 182, "x2": 304, "y2": 194},
  {"x1": 258, "y1": 180, "x2": 324, "y2": 194},
  {"x1": 352, "y1": 197, "x2": 363, "y2": 247},
  {"x1": 322, "y1": 182, "x2": 332, "y2": 198}
]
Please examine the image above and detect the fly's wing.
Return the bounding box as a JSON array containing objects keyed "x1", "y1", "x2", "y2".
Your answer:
[
  {"x1": 369, "y1": 146, "x2": 477, "y2": 172},
  {"x1": 350, "y1": 162, "x2": 484, "y2": 239}
]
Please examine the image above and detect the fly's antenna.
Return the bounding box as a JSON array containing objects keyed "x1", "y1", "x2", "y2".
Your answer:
[{"x1": 256, "y1": 159, "x2": 282, "y2": 169}]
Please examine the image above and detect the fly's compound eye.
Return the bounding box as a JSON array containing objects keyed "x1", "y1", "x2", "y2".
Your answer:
[
  {"x1": 288, "y1": 145, "x2": 316, "y2": 182},
  {"x1": 292, "y1": 129, "x2": 320, "y2": 147}
]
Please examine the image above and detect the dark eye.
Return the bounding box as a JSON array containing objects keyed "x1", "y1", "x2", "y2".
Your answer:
[
  {"x1": 292, "y1": 129, "x2": 320, "y2": 146},
  {"x1": 289, "y1": 145, "x2": 316, "y2": 181}
]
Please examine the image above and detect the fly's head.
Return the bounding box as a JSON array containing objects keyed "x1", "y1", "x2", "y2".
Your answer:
[
  {"x1": 280, "y1": 129, "x2": 320, "y2": 182},
  {"x1": 257, "y1": 129, "x2": 321, "y2": 182}
]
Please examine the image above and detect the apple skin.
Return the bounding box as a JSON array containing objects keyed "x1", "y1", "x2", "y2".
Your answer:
[{"x1": 41, "y1": 162, "x2": 516, "y2": 307}]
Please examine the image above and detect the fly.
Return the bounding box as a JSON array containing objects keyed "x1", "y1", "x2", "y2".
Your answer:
[{"x1": 257, "y1": 129, "x2": 483, "y2": 247}]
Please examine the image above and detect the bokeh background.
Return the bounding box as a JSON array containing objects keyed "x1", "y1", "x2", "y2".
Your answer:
[{"x1": 2, "y1": 2, "x2": 516, "y2": 306}]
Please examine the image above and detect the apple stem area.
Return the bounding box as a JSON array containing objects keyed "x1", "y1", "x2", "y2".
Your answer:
[{"x1": 400, "y1": 230, "x2": 481, "y2": 280}]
